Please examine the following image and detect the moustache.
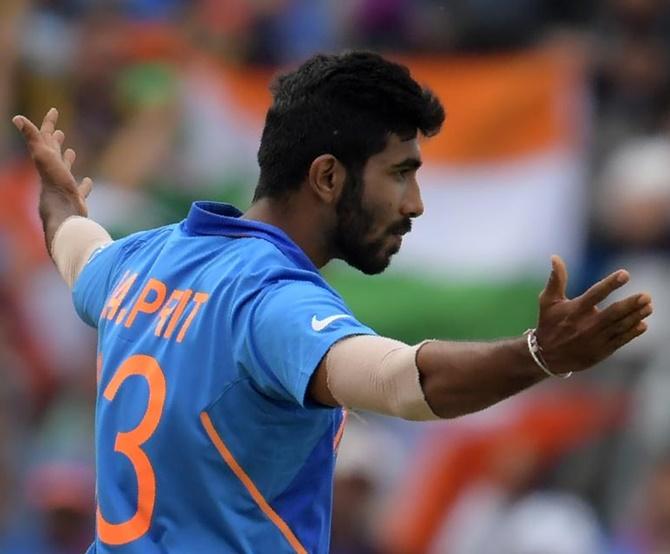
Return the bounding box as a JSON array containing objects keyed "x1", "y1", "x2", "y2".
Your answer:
[{"x1": 388, "y1": 219, "x2": 412, "y2": 236}]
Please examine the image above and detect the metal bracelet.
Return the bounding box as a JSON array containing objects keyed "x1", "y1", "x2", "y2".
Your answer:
[{"x1": 524, "y1": 328, "x2": 573, "y2": 379}]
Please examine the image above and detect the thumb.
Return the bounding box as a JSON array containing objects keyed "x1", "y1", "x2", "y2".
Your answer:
[
  {"x1": 541, "y1": 255, "x2": 568, "y2": 302},
  {"x1": 12, "y1": 115, "x2": 39, "y2": 141}
]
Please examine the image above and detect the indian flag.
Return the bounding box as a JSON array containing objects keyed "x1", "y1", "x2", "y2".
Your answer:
[
  {"x1": 328, "y1": 47, "x2": 588, "y2": 342},
  {"x1": 214, "y1": 47, "x2": 588, "y2": 342}
]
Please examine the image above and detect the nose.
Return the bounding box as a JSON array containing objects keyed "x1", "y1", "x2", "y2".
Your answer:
[{"x1": 401, "y1": 178, "x2": 424, "y2": 218}]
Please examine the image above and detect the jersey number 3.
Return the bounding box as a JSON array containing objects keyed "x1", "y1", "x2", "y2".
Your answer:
[{"x1": 97, "y1": 354, "x2": 166, "y2": 545}]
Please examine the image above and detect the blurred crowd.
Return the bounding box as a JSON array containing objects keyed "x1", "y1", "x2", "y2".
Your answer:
[{"x1": 2, "y1": 0, "x2": 670, "y2": 553}]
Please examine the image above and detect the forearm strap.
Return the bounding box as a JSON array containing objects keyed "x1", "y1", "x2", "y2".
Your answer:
[{"x1": 326, "y1": 335, "x2": 439, "y2": 421}]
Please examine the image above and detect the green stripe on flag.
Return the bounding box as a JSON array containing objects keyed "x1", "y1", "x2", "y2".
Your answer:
[{"x1": 324, "y1": 268, "x2": 541, "y2": 344}]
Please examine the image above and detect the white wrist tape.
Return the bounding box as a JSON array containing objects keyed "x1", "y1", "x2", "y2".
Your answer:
[
  {"x1": 325, "y1": 335, "x2": 439, "y2": 421},
  {"x1": 51, "y1": 216, "x2": 113, "y2": 289}
]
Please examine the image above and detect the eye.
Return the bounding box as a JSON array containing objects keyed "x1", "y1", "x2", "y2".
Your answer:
[{"x1": 395, "y1": 168, "x2": 411, "y2": 180}]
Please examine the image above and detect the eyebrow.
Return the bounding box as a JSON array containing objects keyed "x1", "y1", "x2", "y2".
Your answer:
[{"x1": 390, "y1": 157, "x2": 423, "y2": 170}]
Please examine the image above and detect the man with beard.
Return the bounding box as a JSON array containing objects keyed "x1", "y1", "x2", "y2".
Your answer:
[{"x1": 14, "y1": 51, "x2": 652, "y2": 554}]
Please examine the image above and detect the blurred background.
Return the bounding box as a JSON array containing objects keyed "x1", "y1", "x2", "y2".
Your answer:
[{"x1": 2, "y1": 0, "x2": 670, "y2": 552}]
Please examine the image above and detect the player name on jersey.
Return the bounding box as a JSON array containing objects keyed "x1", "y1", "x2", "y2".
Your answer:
[{"x1": 100, "y1": 270, "x2": 209, "y2": 343}]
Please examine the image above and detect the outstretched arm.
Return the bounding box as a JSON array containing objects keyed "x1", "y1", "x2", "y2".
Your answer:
[
  {"x1": 416, "y1": 256, "x2": 651, "y2": 417},
  {"x1": 310, "y1": 256, "x2": 652, "y2": 419},
  {"x1": 13, "y1": 108, "x2": 93, "y2": 256}
]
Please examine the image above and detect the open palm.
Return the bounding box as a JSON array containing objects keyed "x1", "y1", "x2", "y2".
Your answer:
[
  {"x1": 13, "y1": 108, "x2": 92, "y2": 217},
  {"x1": 535, "y1": 255, "x2": 652, "y2": 374}
]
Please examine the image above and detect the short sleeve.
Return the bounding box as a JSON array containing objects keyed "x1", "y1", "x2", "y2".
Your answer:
[
  {"x1": 236, "y1": 280, "x2": 377, "y2": 407},
  {"x1": 71, "y1": 241, "x2": 124, "y2": 327}
]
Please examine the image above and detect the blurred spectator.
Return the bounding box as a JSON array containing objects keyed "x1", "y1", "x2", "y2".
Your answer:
[
  {"x1": 493, "y1": 491, "x2": 605, "y2": 554},
  {"x1": 348, "y1": 0, "x2": 414, "y2": 50},
  {"x1": 595, "y1": 136, "x2": 670, "y2": 355},
  {"x1": 428, "y1": 488, "x2": 606, "y2": 554},
  {"x1": 590, "y1": 0, "x2": 670, "y2": 160},
  {"x1": 0, "y1": 0, "x2": 29, "y2": 162},
  {"x1": 611, "y1": 456, "x2": 670, "y2": 554},
  {"x1": 572, "y1": 133, "x2": 670, "y2": 533},
  {"x1": 407, "y1": 0, "x2": 595, "y2": 53},
  {"x1": 1, "y1": 462, "x2": 95, "y2": 554},
  {"x1": 380, "y1": 387, "x2": 625, "y2": 554},
  {"x1": 0, "y1": 354, "x2": 30, "y2": 550},
  {"x1": 332, "y1": 418, "x2": 405, "y2": 554},
  {"x1": 428, "y1": 437, "x2": 543, "y2": 554},
  {"x1": 249, "y1": 0, "x2": 337, "y2": 65}
]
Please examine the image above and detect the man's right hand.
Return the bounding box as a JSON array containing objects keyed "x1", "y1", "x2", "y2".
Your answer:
[
  {"x1": 13, "y1": 107, "x2": 93, "y2": 254},
  {"x1": 535, "y1": 255, "x2": 652, "y2": 375},
  {"x1": 13, "y1": 108, "x2": 92, "y2": 214}
]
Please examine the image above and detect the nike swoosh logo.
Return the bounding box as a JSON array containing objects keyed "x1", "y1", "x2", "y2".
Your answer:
[{"x1": 311, "y1": 314, "x2": 352, "y2": 332}]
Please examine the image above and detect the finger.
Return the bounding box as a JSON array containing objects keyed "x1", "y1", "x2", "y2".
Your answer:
[
  {"x1": 607, "y1": 303, "x2": 653, "y2": 338},
  {"x1": 608, "y1": 321, "x2": 648, "y2": 351},
  {"x1": 54, "y1": 129, "x2": 65, "y2": 146},
  {"x1": 576, "y1": 269, "x2": 630, "y2": 309},
  {"x1": 78, "y1": 177, "x2": 93, "y2": 198},
  {"x1": 540, "y1": 255, "x2": 568, "y2": 303},
  {"x1": 64, "y1": 148, "x2": 76, "y2": 170},
  {"x1": 600, "y1": 293, "x2": 652, "y2": 325},
  {"x1": 45, "y1": 129, "x2": 65, "y2": 153},
  {"x1": 40, "y1": 107, "x2": 58, "y2": 135},
  {"x1": 12, "y1": 115, "x2": 42, "y2": 145}
]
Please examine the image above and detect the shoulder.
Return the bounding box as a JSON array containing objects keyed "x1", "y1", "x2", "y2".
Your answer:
[
  {"x1": 117, "y1": 224, "x2": 177, "y2": 253},
  {"x1": 91, "y1": 224, "x2": 178, "y2": 271},
  {"x1": 76, "y1": 224, "x2": 177, "y2": 292}
]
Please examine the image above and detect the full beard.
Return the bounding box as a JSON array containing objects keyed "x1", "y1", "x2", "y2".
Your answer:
[{"x1": 333, "y1": 173, "x2": 409, "y2": 275}]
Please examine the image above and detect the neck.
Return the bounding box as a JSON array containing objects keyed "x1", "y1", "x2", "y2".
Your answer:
[{"x1": 243, "y1": 196, "x2": 333, "y2": 268}]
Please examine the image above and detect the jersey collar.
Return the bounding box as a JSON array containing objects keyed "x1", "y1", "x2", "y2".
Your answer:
[{"x1": 184, "y1": 201, "x2": 320, "y2": 273}]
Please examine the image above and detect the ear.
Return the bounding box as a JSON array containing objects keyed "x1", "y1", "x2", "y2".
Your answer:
[{"x1": 307, "y1": 154, "x2": 346, "y2": 205}]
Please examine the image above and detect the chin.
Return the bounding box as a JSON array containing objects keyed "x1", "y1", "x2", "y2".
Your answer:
[
  {"x1": 339, "y1": 237, "x2": 398, "y2": 275},
  {"x1": 350, "y1": 252, "x2": 394, "y2": 275},
  {"x1": 358, "y1": 263, "x2": 389, "y2": 275}
]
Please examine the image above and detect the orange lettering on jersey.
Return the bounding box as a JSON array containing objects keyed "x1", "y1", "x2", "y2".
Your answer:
[
  {"x1": 176, "y1": 292, "x2": 209, "y2": 343},
  {"x1": 154, "y1": 289, "x2": 192, "y2": 338},
  {"x1": 101, "y1": 271, "x2": 138, "y2": 321},
  {"x1": 124, "y1": 278, "x2": 167, "y2": 328},
  {"x1": 115, "y1": 308, "x2": 128, "y2": 325},
  {"x1": 98, "y1": 355, "x2": 166, "y2": 545}
]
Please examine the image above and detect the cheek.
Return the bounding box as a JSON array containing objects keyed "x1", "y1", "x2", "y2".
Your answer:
[
  {"x1": 361, "y1": 179, "x2": 401, "y2": 221},
  {"x1": 359, "y1": 200, "x2": 392, "y2": 236}
]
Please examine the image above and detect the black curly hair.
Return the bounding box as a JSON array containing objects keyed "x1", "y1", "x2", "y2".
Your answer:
[{"x1": 254, "y1": 51, "x2": 445, "y2": 201}]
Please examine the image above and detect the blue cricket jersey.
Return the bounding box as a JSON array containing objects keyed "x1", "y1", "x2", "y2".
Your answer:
[{"x1": 74, "y1": 202, "x2": 376, "y2": 553}]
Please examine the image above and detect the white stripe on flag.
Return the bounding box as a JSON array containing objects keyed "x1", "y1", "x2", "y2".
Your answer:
[{"x1": 393, "y1": 149, "x2": 587, "y2": 280}]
